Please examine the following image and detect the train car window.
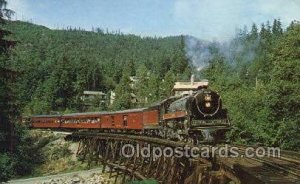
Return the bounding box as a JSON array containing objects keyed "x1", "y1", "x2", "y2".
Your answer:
[
  {"x1": 123, "y1": 115, "x2": 128, "y2": 127},
  {"x1": 111, "y1": 116, "x2": 115, "y2": 126}
]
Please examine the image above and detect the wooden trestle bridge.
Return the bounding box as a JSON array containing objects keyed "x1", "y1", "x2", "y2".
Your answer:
[{"x1": 66, "y1": 132, "x2": 300, "y2": 184}]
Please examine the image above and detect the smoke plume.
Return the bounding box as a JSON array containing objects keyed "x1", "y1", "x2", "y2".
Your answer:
[{"x1": 184, "y1": 35, "x2": 259, "y2": 72}]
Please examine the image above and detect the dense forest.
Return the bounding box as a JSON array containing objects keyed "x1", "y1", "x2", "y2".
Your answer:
[
  {"x1": 2, "y1": 21, "x2": 191, "y2": 114},
  {"x1": 191, "y1": 20, "x2": 300, "y2": 150},
  {"x1": 0, "y1": 5, "x2": 191, "y2": 180},
  {"x1": 0, "y1": 0, "x2": 299, "y2": 181}
]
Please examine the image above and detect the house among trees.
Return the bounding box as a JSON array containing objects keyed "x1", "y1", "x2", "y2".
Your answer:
[
  {"x1": 172, "y1": 75, "x2": 208, "y2": 96},
  {"x1": 82, "y1": 76, "x2": 141, "y2": 110},
  {"x1": 80, "y1": 91, "x2": 108, "y2": 110}
]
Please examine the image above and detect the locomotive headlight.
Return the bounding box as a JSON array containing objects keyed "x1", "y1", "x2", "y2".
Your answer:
[
  {"x1": 205, "y1": 95, "x2": 212, "y2": 101},
  {"x1": 205, "y1": 102, "x2": 211, "y2": 108}
]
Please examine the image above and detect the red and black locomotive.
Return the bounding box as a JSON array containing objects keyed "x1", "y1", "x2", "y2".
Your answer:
[{"x1": 27, "y1": 85, "x2": 230, "y2": 144}]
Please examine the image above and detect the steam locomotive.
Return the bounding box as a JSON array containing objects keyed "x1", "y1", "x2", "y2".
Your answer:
[{"x1": 28, "y1": 85, "x2": 230, "y2": 144}]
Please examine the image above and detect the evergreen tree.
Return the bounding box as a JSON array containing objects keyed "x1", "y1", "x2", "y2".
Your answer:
[
  {"x1": 266, "y1": 24, "x2": 300, "y2": 148},
  {"x1": 1, "y1": 20, "x2": 187, "y2": 113},
  {"x1": 147, "y1": 73, "x2": 160, "y2": 104},
  {"x1": 112, "y1": 64, "x2": 133, "y2": 110},
  {"x1": 287, "y1": 20, "x2": 296, "y2": 31},
  {"x1": 272, "y1": 19, "x2": 283, "y2": 36},
  {"x1": 0, "y1": 1, "x2": 17, "y2": 181},
  {"x1": 0, "y1": 0, "x2": 15, "y2": 152},
  {"x1": 276, "y1": 19, "x2": 283, "y2": 35},
  {"x1": 250, "y1": 23, "x2": 258, "y2": 40},
  {"x1": 0, "y1": 0, "x2": 13, "y2": 23},
  {"x1": 171, "y1": 35, "x2": 191, "y2": 79},
  {"x1": 199, "y1": 20, "x2": 300, "y2": 150},
  {"x1": 135, "y1": 64, "x2": 149, "y2": 107},
  {"x1": 160, "y1": 70, "x2": 176, "y2": 98},
  {"x1": 260, "y1": 23, "x2": 267, "y2": 39}
]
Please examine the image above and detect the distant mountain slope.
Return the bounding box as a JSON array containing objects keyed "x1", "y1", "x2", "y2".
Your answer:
[
  {"x1": 1, "y1": 21, "x2": 191, "y2": 113},
  {"x1": 4, "y1": 20, "x2": 184, "y2": 76}
]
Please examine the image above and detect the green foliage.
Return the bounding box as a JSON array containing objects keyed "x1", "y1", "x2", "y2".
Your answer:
[
  {"x1": 160, "y1": 70, "x2": 176, "y2": 98},
  {"x1": 113, "y1": 64, "x2": 134, "y2": 110},
  {"x1": 11, "y1": 125, "x2": 45, "y2": 176},
  {"x1": 0, "y1": 0, "x2": 14, "y2": 21},
  {"x1": 0, "y1": 1, "x2": 190, "y2": 181},
  {"x1": 201, "y1": 19, "x2": 300, "y2": 150},
  {"x1": 0, "y1": 126, "x2": 45, "y2": 182},
  {"x1": 48, "y1": 143, "x2": 72, "y2": 160},
  {"x1": 146, "y1": 73, "x2": 161, "y2": 104},
  {"x1": 263, "y1": 26, "x2": 300, "y2": 148},
  {"x1": 0, "y1": 1, "x2": 18, "y2": 182},
  {"x1": 171, "y1": 36, "x2": 191, "y2": 79},
  {"x1": 0, "y1": 154, "x2": 12, "y2": 182},
  {"x1": 0, "y1": 0, "x2": 15, "y2": 152},
  {"x1": 0, "y1": 18, "x2": 191, "y2": 179},
  {"x1": 135, "y1": 64, "x2": 149, "y2": 106},
  {"x1": 1, "y1": 21, "x2": 190, "y2": 113}
]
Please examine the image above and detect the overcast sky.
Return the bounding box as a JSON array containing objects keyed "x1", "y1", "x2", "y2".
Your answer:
[{"x1": 7, "y1": 0, "x2": 300, "y2": 40}]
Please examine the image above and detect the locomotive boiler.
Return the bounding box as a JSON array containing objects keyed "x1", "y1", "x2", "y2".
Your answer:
[{"x1": 161, "y1": 86, "x2": 230, "y2": 143}]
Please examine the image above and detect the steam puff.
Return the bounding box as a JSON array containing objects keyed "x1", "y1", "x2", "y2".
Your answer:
[
  {"x1": 184, "y1": 36, "x2": 259, "y2": 70},
  {"x1": 184, "y1": 36, "x2": 212, "y2": 71}
]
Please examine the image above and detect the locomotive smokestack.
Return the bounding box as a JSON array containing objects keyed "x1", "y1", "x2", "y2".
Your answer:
[{"x1": 191, "y1": 74, "x2": 195, "y2": 85}]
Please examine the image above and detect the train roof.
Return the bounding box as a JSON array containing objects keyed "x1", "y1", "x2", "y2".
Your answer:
[
  {"x1": 31, "y1": 114, "x2": 62, "y2": 118},
  {"x1": 31, "y1": 107, "x2": 150, "y2": 118}
]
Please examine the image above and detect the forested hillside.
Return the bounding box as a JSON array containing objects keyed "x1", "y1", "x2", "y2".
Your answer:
[
  {"x1": 192, "y1": 20, "x2": 300, "y2": 150},
  {"x1": 1, "y1": 0, "x2": 299, "y2": 181},
  {"x1": 1, "y1": 16, "x2": 299, "y2": 182},
  {"x1": 2, "y1": 21, "x2": 191, "y2": 114},
  {"x1": 0, "y1": 20, "x2": 191, "y2": 181},
  {"x1": 3, "y1": 20, "x2": 299, "y2": 151}
]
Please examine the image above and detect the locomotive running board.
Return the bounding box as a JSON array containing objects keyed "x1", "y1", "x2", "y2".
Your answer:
[{"x1": 163, "y1": 111, "x2": 187, "y2": 120}]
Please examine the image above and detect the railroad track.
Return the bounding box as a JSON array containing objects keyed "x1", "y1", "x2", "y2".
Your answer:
[
  {"x1": 219, "y1": 144, "x2": 300, "y2": 184},
  {"x1": 234, "y1": 145, "x2": 300, "y2": 177}
]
